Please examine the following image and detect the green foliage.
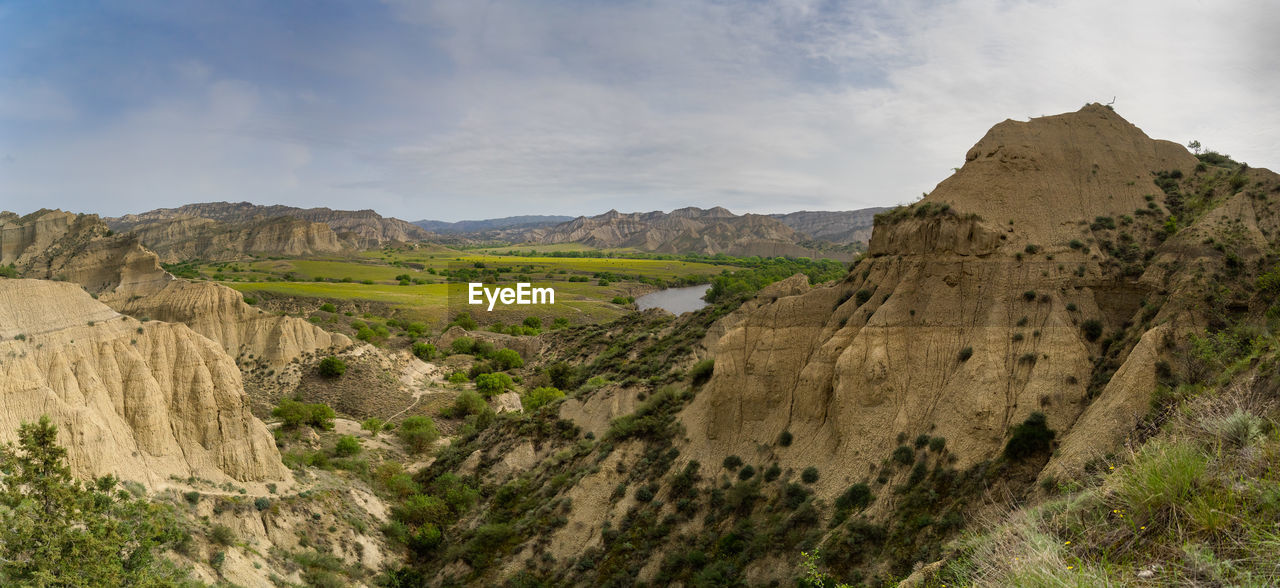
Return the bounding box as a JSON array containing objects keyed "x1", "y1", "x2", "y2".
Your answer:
[
  {"x1": 334, "y1": 435, "x2": 361, "y2": 457},
  {"x1": 705, "y1": 257, "x2": 847, "y2": 304},
  {"x1": 764, "y1": 463, "x2": 782, "y2": 482},
  {"x1": 397, "y1": 416, "x2": 440, "y2": 454},
  {"x1": 1257, "y1": 266, "x2": 1280, "y2": 294},
  {"x1": 522, "y1": 386, "x2": 565, "y2": 412},
  {"x1": 361, "y1": 417, "x2": 384, "y2": 435},
  {"x1": 451, "y1": 337, "x2": 476, "y2": 355},
  {"x1": 1003, "y1": 412, "x2": 1055, "y2": 460},
  {"x1": 957, "y1": 346, "x2": 973, "y2": 362},
  {"x1": 318, "y1": 356, "x2": 347, "y2": 378},
  {"x1": 0, "y1": 263, "x2": 18, "y2": 278},
  {"x1": 892, "y1": 445, "x2": 915, "y2": 466},
  {"x1": 448, "y1": 389, "x2": 488, "y2": 417},
  {"x1": 779, "y1": 430, "x2": 793, "y2": 447},
  {"x1": 723, "y1": 455, "x2": 743, "y2": 471},
  {"x1": 0, "y1": 416, "x2": 192, "y2": 584},
  {"x1": 475, "y1": 372, "x2": 514, "y2": 397},
  {"x1": 854, "y1": 289, "x2": 873, "y2": 306},
  {"x1": 835, "y1": 484, "x2": 873, "y2": 512},
  {"x1": 319, "y1": 302, "x2": 337, "y2": 312},
  {"x1": 688, "y1": 358, "x2": 715, "y2": 386},
  {"x1": 411, "y1": 342, "x2": 437, "y2": 361},
  {"x1": 491, "y1": 348, "x2": 524, "y2": 370},
  {"x1": 450, "y1": 311, "x2": 478, "y2": 330},
  {"x1": 210, "y1": 524, "x2": 235, "y2": 546},
  {"x1": 737, "y1": 465, "x2": 756, "y2": 480},
  {"x1": 801, "y1": 466, "x2": 820, "y2": 484},
  {"x1": 1081, "y1": 319, "x2": 1103, "y2": 342},
  {"x1": 606, "y1": 386, "x2": 687, "y2": 441},
  {"x1": 272, "y1": 398, "x2": 336, "y2": 430},
  {"x1": 929, "y1": 436, "x2": 946, "y2": 452},
  {"x1": 523, "y1": 316, "x2": 542, "y2": 329}
]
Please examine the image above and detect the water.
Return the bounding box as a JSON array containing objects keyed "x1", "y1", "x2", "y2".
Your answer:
[{"x1": 635, "y1": 284, "x2": 711, "y2": 314}]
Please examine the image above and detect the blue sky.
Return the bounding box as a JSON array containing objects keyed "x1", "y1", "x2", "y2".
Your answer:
[{"x1": 1, "y1": 0, "x2": 1277, "y2": 222}]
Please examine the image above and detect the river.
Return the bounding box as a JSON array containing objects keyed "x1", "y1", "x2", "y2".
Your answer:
[{"x1": 634, "y1": 284, "x2": 711, "y2": 314}]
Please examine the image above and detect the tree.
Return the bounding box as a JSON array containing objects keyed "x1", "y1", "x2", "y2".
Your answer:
[
  {"x1": 334, "y1": 435, "x2": 361, "y2": 457},
  {"x1": 318, "y1": 356, "x2": 347, "y2": 378},
  {"x1": 491, "y1": 348, "x2": 524, "y2": 370},
  {"x1": 474, "y1": 372, "x2": 513, "y2": 397},
  {"x1": 0, "y1": 416, "x2": 192, "y2": 584},
  {"x1": 522, "y1": 387, "x2": 564, "y2": 412},
  {"x1": 397, "y1": 416, "x2": 440, "y2": 454},
  {"x1": 272, "y1": 398, "x2": 336, "y2": 430},
  {"x1": 1187, "y1": 139, "x2": 1202, "y2": 155}
]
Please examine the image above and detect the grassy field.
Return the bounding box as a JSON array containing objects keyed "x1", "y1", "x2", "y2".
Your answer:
[{"x1": 194, "y1": 245, "x2": 741, "y2": 330}]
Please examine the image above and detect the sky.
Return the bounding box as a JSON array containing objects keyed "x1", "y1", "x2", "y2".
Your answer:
[{"x1": 1, "y1": 0, "x2": 1277, "y2": 222}]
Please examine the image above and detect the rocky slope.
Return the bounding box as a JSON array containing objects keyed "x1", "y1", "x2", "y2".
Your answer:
[
  {"x1": 413, "y1": 215, "x2": 573, "y2": 235},
  {"x1": 680, "y1": 103, "x2": 1268, "y2": 496},
  {"x1": 769, "y1": 208, "x2": 888, "y2": 245},
  {"x1": 523, "y1": 206, "x2": 830, "y2": 257},
  {"x1": 0, "y1": 279, "x2": 287, "y2": 487},
  {"x1": 109, "y1": 201, "x2": 430, "y2": 251},
  {"x1": 114, "y1": 215, "x2": 345, "y2": 262}
]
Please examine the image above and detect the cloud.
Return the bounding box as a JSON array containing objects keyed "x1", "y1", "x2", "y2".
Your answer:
[{"x1": 2, "y1": 0, "x2": 1277, "y2": 220}]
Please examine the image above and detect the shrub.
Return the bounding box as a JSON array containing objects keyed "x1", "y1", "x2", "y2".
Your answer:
[
  {"x1": 763, "y1": 463, "x2": 782, "y2": 482},
  {"x1": 447, "y1": 371, "x2": 468, "y2": 385},
  {"x1": 800, "y1": 466, "x2": 819, "y2": 484},
  {"x1": 408, "y1": 523, "x2": 443, "y2": 554},
  {"x1": 272, "y1": 399, "x2": 335, "y2": 430},
  {"x1": 737, "y1": 465, "x2": 756, "y2": 480},
  {"x1": 254, "y1": 497, "x2": 271, "y2": 511},
  {"x1": 688, "y1": 358, "x2": 715, "y2": 386},
  {"x1": 450, "y1": 337, "x2": 476, "y2": 355},
  {"x1": 397, "y1": 416, "x2": 440, "y2": 454},
  {"x1": 475, "y1": 373, "x2": 514, "y2": 397},
  {"x1": 778, "y1": 430, "x2": 793, "y2": 447},
  {"x1": 1115, "y1": 440, "x2": 1206, "y2": 522},
  {"x1": 411, "y1": 342, "x2": 436, "y2": 361},
  {"x1": 491, "y1": 348, "x2": 524, "y2": 370},
  {"x1": 854, "y1": 289, "x2": 873, "y2": 306},
  {"x1": 1022, "y1": 290, "x2": 1036, "y2": 302},
  {"x1": 913, "y1": 434, "x2": 930, "y2": 449},
  {"x1": 1003, "y1": 412, "x2": 1055, "y2": 460},
  {"x1": 334, "y1": 435, "x2": 361, "y2": 457},
  {"x1": 317, "y1": 356, "x2": 347, "y2": 378},
  {"x1": 723, "y1": 455, "x2": 743, "y2": 471},
  {"x1": 957, "y1": 346, "x2": 973, "y2": 362},
  {"x1": 835, "y1": 483, "x2": 873, "y2": 512},
  {"x1": 892, "y1": 445, "x2": 915, "y2": 466},
  {"x1": 393, "y1": 494, "x2": 450, "y2": 527},
  {"x1": 522, "y1": 387, "x2": 564, "y2": 412},
  {"x1": 210, "y1": 524, "x2": 235, "y2": 546},
  {"x1": 361, "y1": 418, "x2": 384, "y2": 435},
  {"x1": 451, "y1": 312, "x2": 478, "y2": 330},
  {"x1": 522, "y1": 316, "x2": 542, "y2": 329},
  {"x1": 450, "y1": 389, "x2": 488, "y2": 417},
  {"x1": 467, "y1": 361, "x2": 494, "y2": 380},
  {"x1": 319, "y1": 303, "x2": 336, "y2": 313},
  {"x1": 1081, "y1": 319, "x2": 1104, "y2": 342},
  {"x1": 242, "y1": 297, "x2": 257, "y2": 306},
  {"x1": 928, "y1": 436, "x2": 946, "y2": 452}
]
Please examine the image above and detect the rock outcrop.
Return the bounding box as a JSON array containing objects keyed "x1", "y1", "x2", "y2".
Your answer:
[
  {"x1": 109, "y1": 201, "x2": 431, "y2": 249},
  {"x1": 769, "y1": 208, "x2": 888, "y2": 246},
  {"x1": 0, "y1": 279, "x2": 287, "y2": 487},
  {"x1": 680, "y1": 104, "x2": 1266, "y2": 493},
  {"x1": 115, "y1": 215, "x2": 345, "y2": 262}
]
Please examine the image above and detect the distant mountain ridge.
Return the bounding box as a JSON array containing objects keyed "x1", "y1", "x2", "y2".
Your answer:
[
  {"x1": 412, "y1": 215, "x2": 573, "y2": 234},
  {"x1": 768, "y1": 208, "x2": 888, "y2": 245},
  {"x1": 106, "y1": 201, "x2": 431, "y2": 259}
]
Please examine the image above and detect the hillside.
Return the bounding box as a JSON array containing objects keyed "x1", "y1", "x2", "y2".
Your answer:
[
  {"x1": 375, "y1": 104, "x2": 1280, "y2": 585},
  {"x1": 769, "y1": 208, "x2": 888, "y2": 245},
  {"x1": 524, "y1": 206, "x2": 837, "y2": 257},
  {"x1": 108, "y1": 201, "x2": 431, "y2": 252},
  {"x1": 412, "y1": 215, "x2": 573, "y2": 235}
]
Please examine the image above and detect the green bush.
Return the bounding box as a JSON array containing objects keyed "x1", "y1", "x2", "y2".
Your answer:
[
  {"x1": 272, "y1": 399, "x2": 335, "y2": 430},
  {"x1": 491, "y1": 348, "x2": 524, "y2": 370},
  {"x1": 449, "y1": 389, "x2": 488, "y2": 417},
  {"x1": 411, "y1": 342, "x2": 436, "y2": 361},
  {"x1": 801, "y1": 466, "x2": 819, "y2": 484},
  {"x1": 1003, "y1": 412, "x2": 1055, "y2": 460},
  {"x1": 928, "y1": 436, "x2": 946, "y2": 452},
  {"x1": 522, "y1": 387, "x2": 564, "y2": 412},
  {"x1": 361, "y1": 418, "x2": 384, "y2": 435},
  {"x1": 892, "y1": 445, "x2": 915, "y2": 466},
  {"x1": 254, "y1": 497, "x2": 271, "y2": 511},
  {"x1": 763, "y1": 463, "x2": 782, "y2": 482},
  {"x1": 334, "y1": 435, "x2": 361, "y2": 457},
  {"x1": 451, "y1": 337, "x2": 476, "y2": 355},
  {"x1": 835, "y1": 483, "x2": 873, "y2": 512},
  {"x1": 475, "y1": 373, "x2": 513, "y2": 397},
  {"x1": 317, "y1": 356, "x2": 347, "y2": 378},
  {"x1": 319, "y1": 303, "x2": 336, "y2": 313},
  {"x1": 737, "y1": 465, "x2": 756, "y2": 480},
  {"x1": 408, "y1": 523, "x2": 442, "y2": 555},
  {"x1": 397, "y1": 416, "x2": 440, "y2": 454},
  {"x1": 451, "y1": 312, "x2": 478, "y2": 330},
  {"x1": 522, "y1": 316, "x2": 542, "y2": 329},
  {"x1": 778, "y1": 430, "x2": 793, "y2": 447},
  {"x1": 1081, "y1": 319, "x2": 1104, "y2": 342},
  {"x1": 210, "y1": 524, "x2": 235, "y2": 546},
  {"x1": 688, "y1": 358, "x2": 715, "y2": 386},
  {"x1": 393, "y1": 494, "x2": 450, "y2": 527},
  {"x1": 957, "y1": 346, "x2": 973, "y2": 362},
  {"x1": 723, "y1": 455, "x2": 743, "y2": 471},
  {"x1": 854, "y1": 289, "x2": 873, "y2": 306}
]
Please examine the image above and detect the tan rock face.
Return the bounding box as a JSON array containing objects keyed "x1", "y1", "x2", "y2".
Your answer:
[
  {"x1": 119, "y1": 215, "x2": 345, "y2": 262},
  {"x1": 680, "y1": 104, "x2": 1218, "y2": 493},
  {"x1": 0, "y1": 280, "x2": 287, "y2": 487},
  {"x1": 112, "y1": 280, "x2": 352, "y2": 367}
]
